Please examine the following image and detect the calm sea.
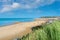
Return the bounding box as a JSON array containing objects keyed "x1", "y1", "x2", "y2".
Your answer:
[{"x1": 0, "y1": 18, "x2": 34, "y2": 26}]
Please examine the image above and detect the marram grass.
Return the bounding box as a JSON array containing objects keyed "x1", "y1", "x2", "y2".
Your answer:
[{"x1": 18, "y1": 21, "x2": 60, "y2": 40}]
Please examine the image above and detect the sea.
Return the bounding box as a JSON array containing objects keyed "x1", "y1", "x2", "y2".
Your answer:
[{"x1": 0, "y1": 18, "x2": 34, "y2": 26}]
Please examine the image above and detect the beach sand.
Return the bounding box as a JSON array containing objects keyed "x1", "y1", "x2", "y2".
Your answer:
[{"x1": 0, "y1": 20, "x2": 48, "y2": 40}]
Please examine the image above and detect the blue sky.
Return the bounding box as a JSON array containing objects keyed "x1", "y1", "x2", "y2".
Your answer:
[{"x1": 0, "y1": 0, "x2": 60, "y2": 18}]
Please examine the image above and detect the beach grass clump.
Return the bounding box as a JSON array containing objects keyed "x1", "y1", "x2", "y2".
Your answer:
[{"x1": 19, "y1": 21, "x2": 60, "y2": 40}]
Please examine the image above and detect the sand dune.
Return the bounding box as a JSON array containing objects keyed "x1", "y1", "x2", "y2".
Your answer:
[{"x1": 0, "y1": 20, "x2": 48, "y2": 40}]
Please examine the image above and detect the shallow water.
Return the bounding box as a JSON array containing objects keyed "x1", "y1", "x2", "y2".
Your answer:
[{"x1": 0, "y1": 18, "x2": 34, "y2": 26}]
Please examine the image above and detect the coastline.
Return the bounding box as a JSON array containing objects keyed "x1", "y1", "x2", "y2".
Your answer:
[{"x1": 0, "y1": 19, "x2": 47, "y2": 40}]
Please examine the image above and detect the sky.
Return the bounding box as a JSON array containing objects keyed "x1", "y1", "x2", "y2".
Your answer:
[{"x1": 0, "y1": 0, "x2": 60, "y2": 18}]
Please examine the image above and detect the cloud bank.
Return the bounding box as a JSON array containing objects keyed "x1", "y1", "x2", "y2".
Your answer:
[
  {"x1": 0, "y1": 0, "x2": 57, "y2": 12},
  {"x1": 0, "y1": 3, "x2": 20, "y2": 12}
]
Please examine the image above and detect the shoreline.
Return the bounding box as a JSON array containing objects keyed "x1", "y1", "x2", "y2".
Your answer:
[{"x1": 0, "y1": 20, "x2": 48, "y2": 40}]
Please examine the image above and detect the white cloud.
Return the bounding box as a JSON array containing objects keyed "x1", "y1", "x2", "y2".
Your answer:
[
  {"x1": 1, "y1": 5, "x2": 11, "y2": 12},
  {"x1": 11, "y1": 3, "x2": 20, "y2": 8},
  {"x1": 19, "y1": 0, "x2": 56, "y2": 8},
  {"x1": 0, "y1": 0, "x2": 56, "y2": 12},
  {"x1": 0, "y1": 3, "x2": 20, "y2": 12},
  {"x1": 18, "y1": 0, "x2": 55, "y2": 8}
]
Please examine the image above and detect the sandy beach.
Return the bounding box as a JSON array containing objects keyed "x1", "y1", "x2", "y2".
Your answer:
[{"x1": 0, "y1": 20, "x2": 48, "y2": 40}]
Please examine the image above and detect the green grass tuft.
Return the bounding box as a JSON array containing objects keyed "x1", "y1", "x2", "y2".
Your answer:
[{"x1": 18, "y1": 21, "x2": 60, "y2": 40}]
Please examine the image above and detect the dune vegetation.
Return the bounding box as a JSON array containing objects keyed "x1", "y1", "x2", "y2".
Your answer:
[{"x1": 18, "y1": 20, "x2": 60, "y2": 40}]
